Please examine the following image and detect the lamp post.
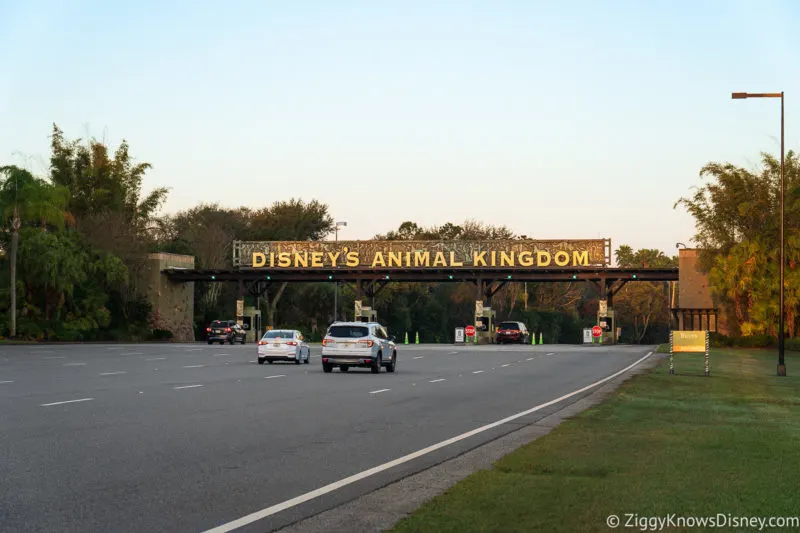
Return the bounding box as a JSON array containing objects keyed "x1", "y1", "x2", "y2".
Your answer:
[
  {"x1": 732, "y1": 91, "x2": 786, "y2": 376},
  {"x1": 333, "y1": 221, "x2": 347, "y2": 321}
]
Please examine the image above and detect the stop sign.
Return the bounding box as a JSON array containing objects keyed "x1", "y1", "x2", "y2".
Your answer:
[
  {"x1": 465, "y1": 325, "x2": 476, "y2": 337},
  {"x1": 592, "y1": 325, "x2": 603, "y2": 337}
]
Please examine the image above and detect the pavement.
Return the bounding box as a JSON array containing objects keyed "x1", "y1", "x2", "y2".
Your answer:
[{"x1": 0, "y1": 342, "x2": 657, "y2": 533}]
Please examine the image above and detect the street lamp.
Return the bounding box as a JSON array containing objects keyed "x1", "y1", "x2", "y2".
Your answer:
[
  {"x1": 732, "y1": 91, "x2": 786, "y2": 376},
  {"x1": 333, "y1": 221, "x2": 347, "y2": 321}
]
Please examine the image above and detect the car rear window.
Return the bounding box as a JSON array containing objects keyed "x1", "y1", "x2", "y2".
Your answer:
[
  {"x1": 210, "y1": 321, "x2": 230, "y2": 327},
  {"x1": 498, "y1": 322, "x2": 520, "y2": 330},
  {"x1": 328, "y1": 325, "x2": 369, "y2": 338},
  {"x1": 262, "y1": 330, "x2": 293, "y2": 339}
]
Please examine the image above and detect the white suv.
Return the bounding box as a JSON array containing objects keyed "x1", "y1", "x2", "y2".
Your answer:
[{"x1": 321, "y1": 321, "x2": 397, "y2": 373}]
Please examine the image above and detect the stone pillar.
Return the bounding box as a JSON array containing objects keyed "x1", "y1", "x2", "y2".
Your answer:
[{"x1": 139, "y1": 253, "x2": 196, "y2": 342}]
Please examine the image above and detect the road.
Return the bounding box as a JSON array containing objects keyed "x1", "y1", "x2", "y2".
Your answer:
[{"x1": 0, "y1": 342, "x2": 654, "y2": 533}]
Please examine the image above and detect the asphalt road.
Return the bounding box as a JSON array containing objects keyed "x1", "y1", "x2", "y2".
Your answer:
[{"x1": 0, "y1": 342, "x2": 654, "y2": 533}]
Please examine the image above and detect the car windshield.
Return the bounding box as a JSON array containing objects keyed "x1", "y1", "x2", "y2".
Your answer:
[
  {"x1": 262, "y1": 330, "x2": 294, "y2": 339},
  {"x1": 498, "y1": 322, "x2": 520, "y2": 330},
  {"x1": 328, "y1": 325, "x2": 369, "y2": 338}
]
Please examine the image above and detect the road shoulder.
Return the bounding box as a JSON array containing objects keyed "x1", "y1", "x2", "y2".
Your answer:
[{"x1": 275, "y1": 351, "x2": 665, "y2": 533}]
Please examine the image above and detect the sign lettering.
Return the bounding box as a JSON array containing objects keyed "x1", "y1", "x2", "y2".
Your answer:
[{"x1": 236, "y1": 239, "x2": 609, "y2": 269}]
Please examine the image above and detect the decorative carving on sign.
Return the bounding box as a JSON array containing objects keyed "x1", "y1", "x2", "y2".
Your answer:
[{"x1": 233, "y1": 239, "x2": 610, "y2": 269}]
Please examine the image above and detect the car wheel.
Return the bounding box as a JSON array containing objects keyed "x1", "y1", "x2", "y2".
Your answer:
[
  {"x1": 241, "y1": 336, "x2": 246, "y2": 345},
  {"x1": 386, "y1": 352, "x2": 396, "y2": 373},
  {"x1": 228, "y1": 338, "x2": 234, "y2": 345},
  {"x1": 267, "y1": 359, "x2": 273, "y2": 364},
  {"x1": 371, "y1": 354, "x2": 382, "y2": 374},
  {"x1": 304, "y1": 349, "x2": 310, "y2": 364},
  {"x1": 207, "y1": 340, "x2": 212, "y2": 345},
  {"x1": 322, "y1": 362, "x2": 333, "y2": 373},
  {"x1": 257, "y1": 358, "x2": 265, "y2": 365}
]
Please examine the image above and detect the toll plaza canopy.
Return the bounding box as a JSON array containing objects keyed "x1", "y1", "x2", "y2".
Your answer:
[{"x1": 162, "y1": 239, "x2": 678, "y2": 283}]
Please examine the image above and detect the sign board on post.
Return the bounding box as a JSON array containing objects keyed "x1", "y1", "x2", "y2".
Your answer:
[
  {"x1": 669, "y1": 330, "x2": 710, "y2": 376},
  {"x1": 455, "y1": 328, "x2": 465, "y2": 343},
  {"x1": 598, "y1": 300, "x2": 607, "y2": 316},
  {"x1": 475, "y1": 301, "x2": 484, "y2": 317},
  {"x1": 465, "y1": 325, "x2": 476, "y2": 337},
  {"x1": 583, "y1": 329, "x2": 593, "y2": 343},
  {"x1": 236, "y1": 300, "x2": 244, "y2": 325},
  {"x1": 591, "y1": 325, "x2": 602, "y2": 337},
  {"x1": 354, "y1": 300, "x2": 362, "y2": 318}
]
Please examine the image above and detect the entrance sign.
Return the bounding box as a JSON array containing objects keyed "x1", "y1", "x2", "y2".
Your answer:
[
  {"x1": 583, "y1": 329, "x2": 593, "y2": 343},
  {"x1": 455, "y1": 328, "x2": 465, "y2": 343},
  {"x1": 465, "y1": 325, "x2": 476, "y2": 337},
  {"x1": 591, "y1": 325, "x2": 602, "y2": 337},
  {"x1": 669, "y1": 330, "x2": 710, "y2": 376},
  {"x1": 234, "y1": 239, "x2": 610, "y2": 269}
]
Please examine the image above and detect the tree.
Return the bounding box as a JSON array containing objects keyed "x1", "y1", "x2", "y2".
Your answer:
[
  {"x1": 0, "y1": 166, "x2": 69, "y2": 337},
  {"x1": 676, "y1": 150, "x2": 800, "y2": 336},
  {"x1": 612, "y1": 246, "x2": 677, "y2": 343}
]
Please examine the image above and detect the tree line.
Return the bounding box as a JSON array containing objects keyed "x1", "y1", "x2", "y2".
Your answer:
[{"x1": 7, "y1": 123, "x2": 786, "y2": 344}]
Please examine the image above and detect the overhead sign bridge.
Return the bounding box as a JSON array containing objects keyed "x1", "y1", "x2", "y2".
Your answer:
[{"x1": 163, "y1": 238, "x2": 677, "y2": 303}]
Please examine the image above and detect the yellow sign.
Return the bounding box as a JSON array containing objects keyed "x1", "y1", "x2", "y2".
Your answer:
[
  {"x1": 235, "y1": 239, "x2": 609, "y2": 269},
  {"x1": 672, "y1": 330, "x2": 707, "y2": 353}
]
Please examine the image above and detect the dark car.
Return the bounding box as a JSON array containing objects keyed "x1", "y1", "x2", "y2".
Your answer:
[
  {"x1": 495, "y1": 321, "x2": 530, "y2": 344},
  {"x1": 206, "y1": 320, "x2": 246, "y2": 345}
]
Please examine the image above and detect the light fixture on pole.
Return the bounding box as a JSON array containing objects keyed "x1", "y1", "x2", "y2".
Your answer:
[
  {"x1": 731, "y1": 91, "x2": 786, "y2": 376},
  {"x1": 333, "y1": 221, "x2": 347, "y2": 321}
]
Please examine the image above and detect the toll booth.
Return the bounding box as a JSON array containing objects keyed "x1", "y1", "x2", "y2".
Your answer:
[
  {"x1": 474, "y1": 306, "x2": 496, "y2": 345},
  {"x1": 241, "y1": 306, "x2": 262, "y2": 343},
  {"x1": 354, "y1": 300, "x2": 378, "y2": 323}
]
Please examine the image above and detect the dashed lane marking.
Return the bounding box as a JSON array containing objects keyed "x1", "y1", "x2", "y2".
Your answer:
[
  {"x1": 183, "y1": 365, "x2": 206, "y2": 368},
  {"x1": 174, "y1": 384, "x2": 203, "y2": 390},
  {"x1": 369, "y1": 388, "x2": 390, "y2": 394},
  {"x1": 63, "y1": 362, "x2": 86, "y2": 366},
  {"x1": 429, "y1": 378, "x2": 446, "y2": 383},
  {"x1": 264, "y1": 375, "x2": 286, "y2": 379},
  {"x1": 41, "y1": 398, "x2": 94, "y2": 407},
  {"x1": 472, "y1": 370, "x2": 485, "y2": 374},
  {"x1": 99, "y1": 371, "x2": 126, "y2": 376}
]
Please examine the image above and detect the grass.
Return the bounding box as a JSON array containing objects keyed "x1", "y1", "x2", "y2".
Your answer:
[{"x1": 390, "y1": 349, "x2": 800, "y2": 533}]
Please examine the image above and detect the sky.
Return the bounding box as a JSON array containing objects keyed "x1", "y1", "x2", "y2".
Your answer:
[{"x1": 1, "y1": 0, "x2": 799, "y2": 257}]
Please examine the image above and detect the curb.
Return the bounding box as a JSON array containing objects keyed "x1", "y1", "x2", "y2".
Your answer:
[{"x1": 273, "y1": 352, "x2": 666, "y2": 533}]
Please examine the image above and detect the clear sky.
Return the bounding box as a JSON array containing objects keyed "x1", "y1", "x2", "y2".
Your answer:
[{"x1": 1, "y1": 0, "x2": 798, "y2": 256}]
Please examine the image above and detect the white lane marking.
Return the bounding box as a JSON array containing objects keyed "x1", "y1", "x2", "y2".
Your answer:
[
  {"x1": 213, "y1": 353, "x2": 230, "y2": 357},
  {"x1": 146, "y1": 357, "x2": 166, "y2": 361},
  {"x1": 63, "y1": 362, "x2": 86, "y2": 366},
  {"x1": 526, "y1": 357, "x2": 535, "y2": 361},
  {"x1": 429, "y1": 378, "x2": 446, "y2": 383},
  {"x1": 472, "y1": 370, "x2": 484, "y2": 374},
  {"x1": 249, "y1": 360, "x2": 257, "y2": 363},
  {"x1": 43, "y1": 356, "x2": 65, "y2": 360},
  {"x1": 546, "y1": 352, "x2": 555, "y2": 356},
  {"x1": 369, "y1": 388, "x2": 390, "y2": 394},
  {"x1": 501, "y1": 364, "x2": 510, "y2": 368},
  {"x1": 186, "y1": 348, "x2": 203, "y2": 352},
  {"x1": 264, "y1": 375, "x2": 286, "y2": 379},
  {"x1": 107, "y1": 347, "x2": 125, "y2": 350},
  {"x1": 1, "y1": 380, "x2": 14, "y2": 384},
  {"x1": 201, "y1": 351, "x2": 654, "y2": 533},
  {"x1": 413, "y1": 356, "x2": 424, "y2": 359},
  {"x1": 41, "y1": 398, "x2": 94, "y2": 407},
  {"x1": 183, "y1": 365, "x2": 206, "y2": 368},
  {"x1": 448, "y1": 351, "x2": 458, "y2": 354},
  {"x1": 120, "y1": 352, "x2": 143, "y2": 356},
  {"x1": 174, "y1": 384, "x2": 203, "y2": 390},
  {"x1": 99, "y1": 371, "x2": 126, "y2": 376}
]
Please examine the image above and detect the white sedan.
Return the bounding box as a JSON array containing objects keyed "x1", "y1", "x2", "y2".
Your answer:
[{"x1": 257, "y1": 329, "x2": 310, "y2": 365}]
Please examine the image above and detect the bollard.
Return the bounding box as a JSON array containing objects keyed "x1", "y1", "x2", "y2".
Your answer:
[
  {"x1": 404, "y1": 332, "x2": 409, "y2": 345},
  {"x1": 415, "y1": 331, "x2": 420, "y2": 344}
]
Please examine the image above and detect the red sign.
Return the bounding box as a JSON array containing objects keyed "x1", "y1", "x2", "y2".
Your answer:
[
  {"x1": 592, "y1": 325, "x2": 603, "y2": 337},
  {"x1": 465, "y1": 325, "x2": 476, "y2": 337}
]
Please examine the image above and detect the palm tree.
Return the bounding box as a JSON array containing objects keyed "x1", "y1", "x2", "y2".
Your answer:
[{"x1": 0, "y1": 165, "x2": 69, "y2": 337}]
